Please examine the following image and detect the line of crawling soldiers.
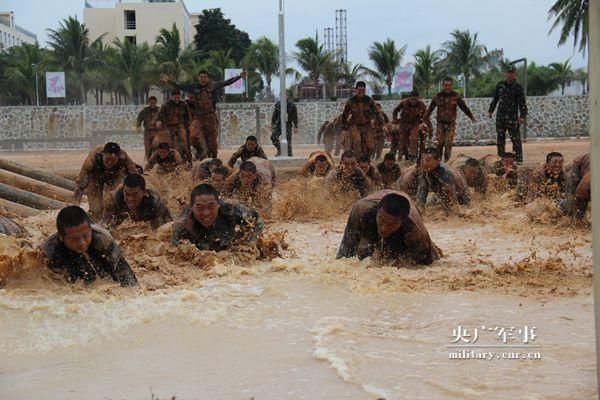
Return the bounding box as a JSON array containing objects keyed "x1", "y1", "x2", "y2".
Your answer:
[{"x1": 31, "y1": 67, "x2": 590, "y2": 288}]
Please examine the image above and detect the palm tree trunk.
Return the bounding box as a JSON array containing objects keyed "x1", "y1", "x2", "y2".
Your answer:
[
  {"x1": 561, "y1": 84, "x2": 565, "y2": 95},
  {"x1": 464, "y1": 76, "x2": 469, "y2": 99}
]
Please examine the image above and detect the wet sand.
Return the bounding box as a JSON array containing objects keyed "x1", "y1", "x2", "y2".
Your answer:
[{"x1": 0, "y1": 138, "x2": 595, "y2": 399}]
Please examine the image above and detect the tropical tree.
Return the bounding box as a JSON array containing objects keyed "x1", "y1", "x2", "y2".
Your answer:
[
  {"x1": 548, "y1": 0, "x2": 589, "y2": 54},
  {"x1": 527, "y1": 62, "x2": 560, "y2": 96},
  {"x1": 242, "y1": 37, "x2": 279, "y2": 94},
  {"x1": 367, "y1": 39, "x2": 406, "y2": 96},
  {"x1": 340, "y1": 62, "x2": 366, "y2": 87},
  {"x1": 208, "y1": 48, "x2": 234, "y2": 78},
  {"x1": 154, "y1": 23, "x2": 199, "y2": 83},
  {"x1": 441, "y1": 29, "x2": 487, "y2": 98},
  {"x1": 293, "y1": 35, "x2": 334, "y2": 82},
  {"x1": 572, "y1": 67, "x2": 588, "y2": 94},
  {"x1": 194, "y1": 8, "x2": 251, "y2": 64},
  {"x1": 3, "y1": 43, "x2": 48, "y2": 104},
  {"x1": 112, "y1": 38, "x2": 152, "y2": 104},
  {"x1": 550, "y1": 59, "x2": 574, "y2": 95},
  {"x1": 47, "y1": 16, "x2": 100, "y2": 103},
  {"x1": 413, "y1": 45, "x2": 441, "y2": 96}
]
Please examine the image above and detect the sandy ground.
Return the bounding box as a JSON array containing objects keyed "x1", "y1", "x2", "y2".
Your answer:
[{"x1": 0, "y1": 137, "x2": 595, "y2": 399}]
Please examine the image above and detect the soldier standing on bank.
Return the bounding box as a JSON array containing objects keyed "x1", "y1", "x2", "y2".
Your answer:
[
  {"x1": 136, "y1": 96, "x2": 161, "y2": 161},
  {"x1": 392, "y1": 90, "x2": 432, "y2": 161},
  {"x1": 271, "y1": 99, "x2": 299, "y2": 157},
  {"x1": 156, "y1": 89, "x2": 191, "y2": 165},
  {"x1": 160, "y1": 70, "x2": 247, "y2": 160},
  {"x1": 341, "y1": 81, "x2": 382, "y2": 159},
  {"x1": 424, "y1": 77, "x2": 476, "y2": 162},
  {"x1": 488, "y1": 65, "x2": 528, "y2": 163}
]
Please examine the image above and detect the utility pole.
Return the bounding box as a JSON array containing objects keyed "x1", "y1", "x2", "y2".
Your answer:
[
  {"x1": 32, "y1": 63, "x2": 39, "y2": 106},
  {"x1": 278, "y1": 0, "x2": 288, "y2": 157}
]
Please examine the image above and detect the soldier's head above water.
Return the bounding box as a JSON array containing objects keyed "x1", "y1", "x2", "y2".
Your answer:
[
  {"x1": 245, "y1": 135, "x2": 258, "y2": 152},
  {"x1": 148, "y1": 95, "x2": 157, "y2": 107},
  {"x1": 210, "y1": 167, "x2": 230, "y2": 191},
  {"x1": 501, "y1": 152, "x2": 516, "y2": 169},
  {"x1": 57, "y1": 206, "x2": 93, "y2": 255},
  {"x1": 545, "y1": 151, "x2": 564, "y2": 176},
  {"x1": 463, "y1": 157, "x2": 482, "y2": 182},
  {"x1": 171, "y1": 89, "x2": 181, "y2": 103},
  {"x1": 358, "y1": 154, "x2": 372, "y2": 173},
  {"x1": 239, "y1": 160, "x2": 258, "y2": 188},
  {"x1": 421, "y1": 147, "x2": 441, "y2": 172},
  {"x1": 102, "y1": 142, "x2": 121, "y2": 168},
  {"x1": 157, "y1": 142, "x2": 170, "y2": 159},
  {"x1": 383, "y1": 152, "x2": 396, "y2": 170},
  {"x1": 123, "y1": 174, "x2": 147, "y2": 211},
  {"x1": 376, "y1": 193, "x2": 411, "y2": 238},
  {"x1": 190, "y1": 183, "x2": 220, "y2": 228},
  {"x1": 340, "y1": 150, "x2": 358, "y2": 176}
]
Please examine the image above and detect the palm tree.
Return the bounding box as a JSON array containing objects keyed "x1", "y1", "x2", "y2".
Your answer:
[
  {"x1": 3, "y1": 43, "x2": 48, "y2": 104},
  {"x1": 367, "y1": 39, "x2": 406, "y2": 96},
  {"x1": 154, "y1": 23, "x2": 199, "y2": 83},
  {"x1": 208, "y1": 49, "x2": 234, "y2": 78},
  {"x1": 340, "y1": 63, "x2": 366, "y2": 87},
  {"x1": 413, "y1": 45, "x2": 442, "y2": 96},
  {"x1": 572, "y1": 67, "x2": 588, "y2": 94},
  {"x1": 548, "y1": 0, "x2": 589, "y2": 54},
  {"x1": 112, "y1": 38, "x2": 152, "y2": 104},
  {"x1": 242, "y1": 37, "x2": 279, "y2": 94},
  {"x1": 293, "y1": 35, "x2": 333, "y2": 82},
  {"x1": 47, "y1": 16, "x2": 99, "y2": 103},
  {"x1": 441, "y1": 30, "x2": 487, "y2": 98},
  {"x1": 550, "y1": 59, "x2": 574, "y2": 95}
]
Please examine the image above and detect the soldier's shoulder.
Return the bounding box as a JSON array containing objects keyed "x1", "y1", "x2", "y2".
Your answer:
[{"x1": 40, "y1": 233, "x2": 60, "y2": 257}]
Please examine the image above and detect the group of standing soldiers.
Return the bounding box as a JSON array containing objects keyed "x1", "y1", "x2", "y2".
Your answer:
[{"x1": 320, "y1": 65, "x2": 527, "y2": 166}]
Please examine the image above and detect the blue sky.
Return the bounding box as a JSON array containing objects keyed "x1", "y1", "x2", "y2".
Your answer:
[{"x1": 4, "y1": 0, "x2": 588, "y2": 71}]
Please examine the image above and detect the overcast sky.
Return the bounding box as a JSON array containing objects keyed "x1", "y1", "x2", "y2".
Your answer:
[{"x1": 4, "y1": 0, "x2": 588, "y2": 71}]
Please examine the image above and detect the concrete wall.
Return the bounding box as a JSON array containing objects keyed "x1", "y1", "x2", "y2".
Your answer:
[{"x1": 0, "y1": 96, "x2": 589, "y2": 150}]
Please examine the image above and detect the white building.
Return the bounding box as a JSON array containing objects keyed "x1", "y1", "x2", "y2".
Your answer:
[
  {"x1": 549, "y1": 80, "x2": 587, "y2": 97},
  {"x1": 84, "y1": 0, "x2": 195, "y2": 48},
  {"x1": 0, "y1": 11, "x2": 37, "y2": 51}
]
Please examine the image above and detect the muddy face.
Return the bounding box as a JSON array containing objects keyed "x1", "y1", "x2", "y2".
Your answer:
[
  {"x1": 358, "y1": 162, "x2": 370, "y2": 174},
  {"x1": 341, "y1": 156, "x2": 358, "y2": 177},
  {"x1": 191, "y1": 194, "x2": 220, "y2": 228},
  {"x1": 209, "y1": 174, "x2": 225, "y2": 191},
  {"x1": 59, "y1": 222, "x2": 92, "y2": 254},
  {"x1": 102, "y1": 153, "x2": 118, "y2": 169},
  {"x1": 463, "y1": 166, "x2": 479, "y2": 183},
  {"x1": 239, "y1": 171, "x2": 256, "y2": 189},
  {"x1": 376, "y1": 208, "x2": 402, "y2": 239},
  {"x1": 198, "y1": 73, "x2": 209, "y2": 86},
  {"x1": 314, "y1": 160, "x2": 329, "y2": 176},
  {"x1": 245, "y1": 141, "x2": 257, "y2": 152},
  {"x1": 546, "y1": 156, "x2": 564, "y2": 176},
  {"x1": 501, "y1": 157, "x2": 515, "y2": 171},
  {"x1": 157, "y1": 148, "x2": 169, "y2": 159},
  {"x1": 421, "y1": 153, "x2": 439, "y2": 173},
  {"x1": 123, "y1": 186, "x2": 145, "y2": 211}
]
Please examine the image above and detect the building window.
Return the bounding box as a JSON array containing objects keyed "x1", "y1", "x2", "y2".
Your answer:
[
  {"x1": 124, "y1": 35, "x2": 136, "y2": 44},
  {"x1": 124, "y1": 10, "x2": 136, "y2": 30}
]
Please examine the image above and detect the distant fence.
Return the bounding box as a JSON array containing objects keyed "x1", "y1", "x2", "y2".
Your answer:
[{"x1": 0, "y1": 96, "x2": 588, "y2": 151}]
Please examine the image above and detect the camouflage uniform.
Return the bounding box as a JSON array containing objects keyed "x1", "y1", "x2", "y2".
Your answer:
[
  {"x1": 167, "y1": 76, "x2": 242, "y2": 159},
  {"x1": 324, "y1": 166, "x2": 371, "y2": 198},
  {"x1": 450, "y1": 155, "x2": 488, "y2": 195},
  {"x1": 488, "y1": 79, "x2": 528, "y2": 162},
  {"x1": 271, "y1": 100, "x2": 299, "y2": 156},
  {"x1": 425, "y1": 91, "x2": 475, "y2": 162},
  {"x1": 136, "y1": 105, "x2": 161, "y2": 160},
  {"x1": 341, "y1": 95, "x2": 381, "y2": 158},
  {"x1": 376, "y1": 162, "x2": 402, "y2": 188},
  {"x1": 392, "y1": 98, "x2": 432, "y2": 160},
  {"x1": 525, "y1": 165, "x2": 566, "y2": 203},
  {"x1": 75, "y1": 145, "x2": 138, "y2": 218},
  {"x1": 563, "y1": 153, "x2": 590, "y2": 218},
  {"x1": 157, "y1": 100, "x2": 191, "y2": 163},
  {"x1": 41, "y1": 224, "x2": 137, "y2": 287},
  {"x1": 172, "y1": 200, "x2": 264, "y2": 251},
  {"x1": 102, "y1": 187, "x2": 173, "y2": 230},
  {"x1": 336, "y1": 189, "x2": 440, "y2": 264},
  {"x1": 373, "y1": 110, "x2": 390, "y2": 160},
  {"x1": 146, "y1": 149, "x2": 183, "y2": 174},
  {"x1": 395, "y1": 166, "x2": 420, "y2": 199},
  {"x1": 417, "y1": 163, "x2": 470, "y2": 212},
  {"x1": 227, "y1": 144, "x2": 268, "y2": 168}
]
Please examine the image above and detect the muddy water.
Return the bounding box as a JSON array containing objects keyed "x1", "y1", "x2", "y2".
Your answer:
[{"x1": 0, "y1": 176, "x2": 596, "y2": 399}]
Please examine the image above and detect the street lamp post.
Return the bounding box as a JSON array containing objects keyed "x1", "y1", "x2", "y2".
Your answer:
[
  {"x1": 32, "y1": 63, "x2": 39, "y2": 106},
  {"x1": 278, "y1": 0, "x2": 288, "y2": 157}
]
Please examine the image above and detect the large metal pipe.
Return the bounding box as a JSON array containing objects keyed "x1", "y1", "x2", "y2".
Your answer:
[
  {"x1": 0, "y1": 182, "x2": 66, "y2": 210},
  {"x1": 0, "y1": 198, "x2": 39, "y2": 218},
  {"x1": 0, "y1": 168, "x2": 73, "y2": 203},
  {"x1": 0, "y1": 158, "x2": 77, "y2": 191},
  {"x1": 590, "y1": 0, "x2": 600, "y2": 393}
]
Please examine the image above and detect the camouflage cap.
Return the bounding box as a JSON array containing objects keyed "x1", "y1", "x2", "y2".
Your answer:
[{"x1": 506, "y1": 65, "x2": 517, "y2": 73}]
